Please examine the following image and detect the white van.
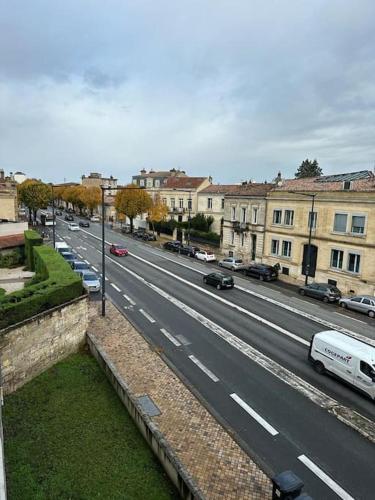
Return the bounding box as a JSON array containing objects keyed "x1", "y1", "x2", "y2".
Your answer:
[
  {"x1": 55, "y1": 242, "x2": 71, "y2": 253},
  {"x1": 309, "y1": 330, "x2": 375, "y2": 400}
]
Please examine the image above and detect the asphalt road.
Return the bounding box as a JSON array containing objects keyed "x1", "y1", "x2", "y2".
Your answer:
[{"x1": 53, "y1": 217, "x2": 375, "y2": 499}]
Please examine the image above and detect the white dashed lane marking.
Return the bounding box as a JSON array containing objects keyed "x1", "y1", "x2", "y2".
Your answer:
[
  {"x1": 189, "y1": 355, "x2": 219, "y2": 382},
  {"x1": 230, "y1": 393, "x2": 278, "y2": 436},
  {"x1": 110, "y1": 283, "x2": 121, "y2": 292},
  {"x1": 139, "y1": 309, "x2": 155, "y2": 323},
  {"x1": 91, "y1": 266, "x2": 98, "y2": 272},
  {"x1": 123, "y1": 294, "x2": 136, "y2": 306},
  {"x1": 160, "y1": 328, "x2": 181, "y2": 347}
]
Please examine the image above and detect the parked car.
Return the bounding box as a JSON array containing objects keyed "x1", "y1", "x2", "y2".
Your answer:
[
  {"x1": 163, "y1": 241, "x2": 182, "y2": 252},
  {"x1": 90, "y1": 215, "x2": 100, "y2": 222},
  {"x1": 68, "y1": 223, "x2": 80, "y2": 231},
  {"x1": 195, "y1": 250, "x2": 216, "y2": 262},
  {"x1": 244, "y1": 263, "x2": 278, "y2": 281},
  {"x1": 55, "y1": 242, "x2": 71, "y2": 253},
  {"x1": 339, "y1": 295, "x2": 375, "y2": 318},
  {"x1": 55, "y1": 210, "x2": 62, "y2": 216},
  {"x1": 71, "y1": 261, "x2": 90, "y2": 272},
  {"x1": 65, "y1": 214, "x2": 74, "y2": 221},
  {"x1": 79, "y1": 221, "x2": 90, "y2": 228},
  {"x1": 79, "y1": 270, "x2": 101, "y2": 293},
  {"x1": 203, "y1": 272, "x2": 234, "y2": 290},
  {"x1": 121, "y1": 225, "x2": 132, "y2": 234},
  {"x1": 299, "y1": 282, "x2": 342, "y2": 303},
  {"x1": 179, "y1": 245, "x2": 200, "y2": 257},
  {"x1": 218, "y1": 257, "x2": 247, "y2": 271},
  {"x1": 132, "y1": 229, "x2": 146, "y2": 238},
  {"x1": 60, "y1": 252, "x2": 78, "y2": 263},
  {"x1": 109, "y1": 244, "x2": 128, "y2": 256},
  {"x1": 142, "y1": 232, "x2": 157, "y2": 241}
]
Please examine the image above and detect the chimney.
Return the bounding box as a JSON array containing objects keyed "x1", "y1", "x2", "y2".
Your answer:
[
  {"x1": 0, "y1": 169, "x2": 4, "y2": 180},
  {"x1": 140, "y1": 168, "x2": 146, "y2": 174}
]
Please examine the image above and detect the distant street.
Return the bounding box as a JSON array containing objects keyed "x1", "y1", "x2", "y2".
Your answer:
[{"x1": 55, "y1": 215, "x2": 375, "y2": 500}]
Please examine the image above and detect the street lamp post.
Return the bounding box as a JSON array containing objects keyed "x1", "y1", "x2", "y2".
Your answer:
[
  {"x1": 50, "y1": 184, "x2": 56, "y2": 248},
  {"x1": 187, "y1": 191, "x2": 192, "y2": 245}
]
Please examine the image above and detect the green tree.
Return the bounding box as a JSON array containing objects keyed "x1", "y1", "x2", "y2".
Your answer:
[
  {"x1": 189, "y1": 213, "x2": 214, "y2": 232},
  {"x1": 115, "y1": 185, "x2": 152, "y2": 233},
  {"x1": 18, "y1": 180, "x2": 52, "y2": 223},
  {"x1": 295, "y1": 159, "x2": 322, "y2": 179}
]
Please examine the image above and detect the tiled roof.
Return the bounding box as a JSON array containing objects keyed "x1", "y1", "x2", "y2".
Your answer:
[
  {"x1": 0, "y1": 234, "x2": 24, "y2": 250},
  {"x1": 224, "y1": 183, "x2": 274, "y2": 197},
  {"x1": 164, "y1": 177, "x2": 209, "y2": 189},
  {"x1": 274, "y1": 171, "x2": 375, "y2": 192},
  {"x1": 135, "y1": 170, "x2": 187, "y2": 178},
  {"x1": 199, "y1": 184, "x2": 241, "y2": 194}
]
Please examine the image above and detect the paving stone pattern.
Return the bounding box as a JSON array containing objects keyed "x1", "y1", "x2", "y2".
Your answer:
[{"x1": 89, "y1": 301, "x2": 272, "y2": 499}]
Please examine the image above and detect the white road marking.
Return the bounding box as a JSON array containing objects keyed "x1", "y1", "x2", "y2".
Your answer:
[
  {"x1": 105, "y1": 277, "x2": 109, "y2": 281},
  {"x1": 77, "y1": 254, "x2": 83, "y2": 258},
  {"x1": 64, "y1": 235, "x2": 71, "y2": 240},
  {"x1": 334, "y1": 312, "x2": 366, "y2": 324},
  {"x1": 82, "y1": 235, "x2": 88, "y2": 239},
  {"x1": 91, "y1": 266, "x2": 99, "y2": 272},
  {"x1": 189, "y1": 355, "x2": 219, "y2": 382},
  {"x1": 123, "y1": 294, "x2": 136, "y2": 306},
  {"x1": 84, "y1": 260, "x2": 90, "y2": 265},
  {"x1": 139, "y1": 309, "x2": 156, "y2": 323},
  {"x1": 160, "y1": 328, "x2": 181, "y2": 347},
  {"x1": 175, "y1": 334, "x2": 191, "y2": 346},
  {"x1": 298, "y1": 455, "x2": 354, "y2": 500},
  {"x1": 104, "y1": 253, "x2": 375, "y2": 443},
  {"x1": 230, "y1": 393, "x2": 278, "y2": 436},
  {"x1": 110, "y1": 283, "x2": 121, "y2": 292}
]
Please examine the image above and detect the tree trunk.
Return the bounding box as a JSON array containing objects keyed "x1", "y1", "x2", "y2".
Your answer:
[
  {"x1": 130, "y1": 217, "x2": 134, "y2": 233},
  {"x1": 28, "y1": 207, "x2": 32, "y2": 223}
]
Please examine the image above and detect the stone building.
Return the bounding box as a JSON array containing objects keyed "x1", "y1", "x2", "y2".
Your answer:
[
  {"x1": 262, "y1": 170, "x2": 375, "y2": 294},
  {"x1": 82, "y1": 172, "x2": 117, "y2": 195},
  {"x1": 132, "y1": 168, "x2": 187, "y2": 189},
  {"x1": 222, "y1": 183, "x2": 273, "y2": 261},
  {"x1": 0, "y1": 170, "x2": 18, "y2": 222},
  {"x1": 197, "y1": 185, "x2": 240, "y2": 235}
]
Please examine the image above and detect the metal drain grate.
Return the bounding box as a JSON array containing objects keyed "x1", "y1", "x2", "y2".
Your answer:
[{"x1": 137, "y1": 395, "x2": 161, "y2": 417}]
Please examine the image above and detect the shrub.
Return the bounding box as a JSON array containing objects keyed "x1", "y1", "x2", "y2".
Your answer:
[
  {"x1": 0, "y1": 247, "x2": 24, "y2": 268},
  {"x1": 0, "y1": 245, "x2": 83, "y2": 329},
  {"x1": 24, "y1": 230, "x2": 42, "y2": 270},
  {"x1": 189, "y1": 229, "x2": 220, "y2": 243}
]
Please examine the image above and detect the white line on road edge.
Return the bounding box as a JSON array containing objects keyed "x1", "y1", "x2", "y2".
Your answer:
[
  {"x1": 105, "y1": 253, "x2": 375, "y2": 444},
  {"x1": 84, "y1": 260, "x2": 90, "y2": 265},
  {"x1": 160, "y1": 328, "x2": 181, "y2": 346},
  {"x1": 230, "y1": 393, "x2": 278, "y2": 436},
  {"x1": 123, "y1": 294, "x2": 136, "y2": 306},
  {"x1": 91, "y1": 266, "x2": 98, "y2": 272},
  {"x1": 189, "y1": 355, "x2": 219, "y2": 382},
  {"x1": 142, "y1": 247, "x2": 375, "y2": 346},
  {"x1": 139, "y1": 309, "x2": 156, "y2": 323},
  {"x1": 110, "y1": 283, "x2": 121, "y2": 292},
  {"x1": 334, "y1": 312, "x2": 366, "y2": 324},
  {"x1": 298, "y1": 455, "x2": 354, "y2": 500}
]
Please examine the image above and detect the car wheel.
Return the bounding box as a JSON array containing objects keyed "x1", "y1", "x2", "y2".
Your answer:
[
  {"x1": 259, "y1": 275, "x2": 264, "y2": 281},
  {"x1": 368, "y1": 310, "x2": 375, "y2": 318},
  {"x1": 218, "y1": 262, "x2": 223, "y2": 267},
  {"x1": 216, "y1": 283, "x2": 221, "y2": 290},
  {"x1": 323, "y1": 296, "x2": 329, "y2": 303},
  {"x1": 299, "y1": 289, "x2": 305, "y2": 296},
  {"x1": 314, "y1": 361, "x2": 325, "y2": 374},
  {"x1": 205, "y1": 258, "x2": 207, "y2": 262},
  {"x1": 231, "y1": 266, "x2": 236, "y2": 271},
  {"x1": 340, "y1": 302, "x2": 347, "y2": 309},
  {"x1": 203, "y1": 278, "x2": 207, "y2": 284}
]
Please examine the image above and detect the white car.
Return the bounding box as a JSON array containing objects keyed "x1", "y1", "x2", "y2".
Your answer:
[
  {"x1": 90, "y1": 215, "x2": 100, "y2": 222},
  {"x1": 195, "y1": 250, "x2": 216, "y2": 262},
  {"x1": 218, "y1": 257, "x2": 247, "y2": 271},
  {"x1": 68, "y1": 223, "x2": 80, "y2": 231}
]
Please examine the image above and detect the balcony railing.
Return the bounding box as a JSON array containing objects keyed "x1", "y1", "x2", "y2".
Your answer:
[
  {"x1": 169, "y1": 207, "x2": 186, "y2": 213},
  {"x1": 232, "y1": 221, "x2": 249, "y2": 232}
]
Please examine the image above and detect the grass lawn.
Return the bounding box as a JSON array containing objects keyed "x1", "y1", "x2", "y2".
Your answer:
[{"x1": 3, "y1": 352, "x2": 179, "y2": 500}]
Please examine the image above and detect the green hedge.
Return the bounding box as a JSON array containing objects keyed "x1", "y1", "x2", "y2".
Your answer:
[
  {"x1": 0, "y1": 245, "x2": 83, "y2": 329},
  {"x1": 0, "y1": 248, "x2": 25, "y2": 268},
  {"x1": 24, "y1": 230, "x2": 43, "y2": 271},
  {"x1": 189, "y1": 229, "x2": 220, "y2": 243}
]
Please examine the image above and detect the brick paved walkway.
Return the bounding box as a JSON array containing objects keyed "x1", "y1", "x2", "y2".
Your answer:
[{"x1": 88, "y1": 301, "x2": 272, "y2": 499}]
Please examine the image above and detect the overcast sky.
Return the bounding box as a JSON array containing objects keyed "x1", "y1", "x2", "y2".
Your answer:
[{"x1": 1, "y1": 1, "x2": 374, "y2": 184}]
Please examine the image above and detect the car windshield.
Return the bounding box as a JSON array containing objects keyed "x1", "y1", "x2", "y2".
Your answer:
[
  {"x1": 235, "y1": 260, "x2": 243, "y2": 263},
  {"x1": 83, "y1": 274, "x2": 98, "y2": 281},
  {"x1": 114, "y1": 245, "x2": 126, "y2": 250},
  {"x1": 207, "y1": 253, "x2": 214, "y2": 256}
]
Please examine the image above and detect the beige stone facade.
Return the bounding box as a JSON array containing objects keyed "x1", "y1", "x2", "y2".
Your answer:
[
  {"x1": 197, "y1": 185, "x2": 237, "y2": 234},
  {"x1": 263, "y1": 171, "x2": 375, "y2": 295},
  {"x1": 82, "y1": 172, "x2": 117, "y2": 195},
  {"x1": 0, "y1": 179, "x2": 18, "y2": 222},
  {"x1": 222, "y1": 183, "x2": 273, "y2": 261}
]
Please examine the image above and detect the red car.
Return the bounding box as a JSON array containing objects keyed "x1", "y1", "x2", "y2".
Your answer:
[{"x1": 109, "y1": 244, "x2": 128, "y2": 256}]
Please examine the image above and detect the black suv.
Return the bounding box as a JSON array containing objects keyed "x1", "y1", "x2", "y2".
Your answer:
[
  {"x1": 179, "y1": 245, "x2": 200, "y2": 257},
  {"x1": 203, "y1": 272, "x2": 234, "y2": 290},
  {"x1": 299, "y1": 283, "x2": 342, "y2": 303},
  {"x1": 163, "y1": 241, "x2": 182, "y2": 252},
  {"x1": 244, "y1": 264, "x2": 278, "y2": 281},
  {"x1": 64, "y1": 214, "x2": 74, "y2": 221}
]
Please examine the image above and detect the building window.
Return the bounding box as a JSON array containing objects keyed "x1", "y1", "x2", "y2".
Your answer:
[
  {"x1": 252, "y1": 207, "x2": 258, "y2": 224},
  {"x1": 154, "y1": 179, "x2": 160, "y2": 188},
  {"x1": 273, "y1": 209, "x2": 282, "y2": 224},
  {"x1": 231, "y1": 206, "x2": 236, "y2": 220},
  {"x1": 139, "y1": 179, "x2": 145, "y2": 187},
  {"x1": 170, "y1": 198, "x2": 175, "y2": 209},
  {"x1": 241, "y1": 207, "x2": 246, "y2": 223},
  {"x1": 330, "y1": 249, "x2": 343, "y2": 269},
  {"x1": 221, "y1": 198, "x2": 225, "y2": 209},
  {"x1": 308, "y1": 211, "x2": 317, "y2": 229},
  {"x1": 188, "y1": 198, "x2": 192, "y2": 210},
  {"x1": 347, "y1": 252, "x2": 361, "y2": 273},
  {"x1": 179, "y1": 198, "x2": 184, "y2": 208},
  {"x1": 333, "y1": 213, "x2": 347, "y2": 233},
  {"x1": 281, "y1": 240, "x2": 291, "y2": 258},
  {"x1": 146, "y1": 178, "x2": 153, "y2": 188},
  {"x1": 284, "y1": 210, "x2": 294, "y2": 226},
  {"x1": 231, "y1": 231, "x2": 235, "y2": 245},
  {"x1": 162, "y1": 198, "x2": 167, "y2": 205},
  {"x1": 351, "y1": 215, "x2": 365, "y2": 234},
  {"x1": 271, "y1": 239, "x2": 279, "y2": 256},
  {"x1": 207, "y1": 198, "x2": 213, "y2": 209},
  {"x1": 241, "y1": 233, "x2": 245, "y2": 246}
]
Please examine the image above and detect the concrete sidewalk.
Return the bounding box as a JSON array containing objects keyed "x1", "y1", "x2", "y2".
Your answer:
[{"x1": 88, "y1": 300, "x2": 271, "y2": 499}]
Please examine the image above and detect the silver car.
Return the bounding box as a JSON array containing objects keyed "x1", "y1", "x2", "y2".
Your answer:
[
  {"x1": 339, "y1": 295, "x2": 375, "y2": 318},
  {"x1": 218, "y1": 257, "x2": 247, "y2": 271},
  {"x1": 79, "y1": 271, "x2": 101, "y2": 293}
]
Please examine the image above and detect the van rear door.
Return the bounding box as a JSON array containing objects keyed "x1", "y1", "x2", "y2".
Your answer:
[{"x1": 354, "y1": 360, "x2": 375, "y2": 399}]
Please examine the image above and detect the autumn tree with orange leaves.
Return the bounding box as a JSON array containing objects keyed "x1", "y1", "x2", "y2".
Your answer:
[
  {"x1": 147, "y1": 194, "x2": 168, "y2": 234},
  {"x1": 115, "y1": 185, "x2": 152, "y2": 233}
]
